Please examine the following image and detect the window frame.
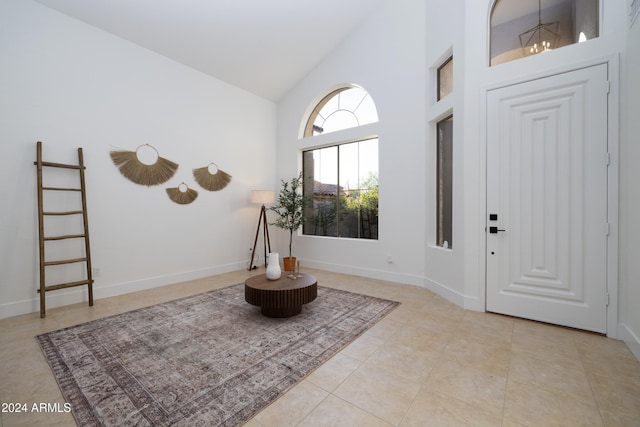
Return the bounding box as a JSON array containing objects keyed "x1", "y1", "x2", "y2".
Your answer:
[
  {"x1": 437, "y1": 56, "x2": 453, "y2": 101},
  {"x1": 303, "y1": 86, "x2": 378, "y2": 138},
  {"x1": 436, "y1": 114, "x2": 453, "y2": 249},
  {"x1": 300, "y1": 85, "x2": 379, "y2": 241},
  {"x1": 489, "y1": 0, "x2": 600, "y2": 66},
  {"x1": 301, "y1": 137, "x2": 379, "y2": 240}
]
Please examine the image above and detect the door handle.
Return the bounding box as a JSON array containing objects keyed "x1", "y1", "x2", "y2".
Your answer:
[{"x1": 489, "y1": 226, "x2": 506, "y2": 234}]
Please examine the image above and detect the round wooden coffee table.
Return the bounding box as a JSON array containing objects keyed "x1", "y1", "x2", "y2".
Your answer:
[{"x1": 244, "y1": 273, "x2": 317, "y2": 318}]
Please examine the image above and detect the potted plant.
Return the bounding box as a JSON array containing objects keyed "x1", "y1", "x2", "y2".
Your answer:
[{"x1": 270, "y1": 173, "x2": 308, "y2": 272}]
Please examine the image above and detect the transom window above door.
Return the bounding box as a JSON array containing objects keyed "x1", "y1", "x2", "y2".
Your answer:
[{"x1": 490, "y1": 0, "x2": 599, "y2": 66}]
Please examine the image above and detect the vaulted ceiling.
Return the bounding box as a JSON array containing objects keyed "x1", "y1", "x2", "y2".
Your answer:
[{"x1": 34, "y1": 0, "x2": 387, "y2": 101}]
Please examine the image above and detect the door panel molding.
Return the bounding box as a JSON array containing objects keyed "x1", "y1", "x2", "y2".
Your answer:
[{"x1": 482, "y1": 59, "x2": 618, "y2": 335}]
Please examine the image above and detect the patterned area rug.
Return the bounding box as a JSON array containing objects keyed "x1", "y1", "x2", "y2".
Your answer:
[{"x1": 37, "y1": 284, "x2": 399, "y2": 426}]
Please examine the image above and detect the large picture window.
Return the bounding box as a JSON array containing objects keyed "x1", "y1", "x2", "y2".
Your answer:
[
  {"x1": 301, "y1": 85, "x2": 379, "y2": 240},
  {"x1": 302, "y1": 138, "x2": 378, "y2": 239}
]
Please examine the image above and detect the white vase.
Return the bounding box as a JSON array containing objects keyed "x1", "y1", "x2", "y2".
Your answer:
[{"x1": 266, "y1": 252, "x2": 281, "y2": 280}]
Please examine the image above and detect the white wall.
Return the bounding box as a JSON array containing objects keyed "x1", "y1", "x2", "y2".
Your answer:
[
  {"x1": 620, "y1": 8, "x2": 640, "y2": 360},
  {"x1": 275, "y1": 0, "x2": 435, "y2": 287},
  {"x1": 424, "y1": 1, "x2": 467, "y2": 306},
  {"x1": 0, "y1": 0, "x2": 277, "y2": 318},
  {"x1": 1, "y1": 0, "x2": 637, "y2": 358},
  {"x1": 276, "y1": 0, "x2": 637, "y2": 351}
]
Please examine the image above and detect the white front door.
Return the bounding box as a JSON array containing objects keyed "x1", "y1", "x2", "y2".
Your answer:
[{"x1": 486, "y1": 64, "x2": 609, "y2": 333}]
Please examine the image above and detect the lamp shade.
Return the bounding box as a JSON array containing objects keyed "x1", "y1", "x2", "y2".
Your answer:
[{"x1": 250, "y1": 190, "x2": 275, "y2": 204}]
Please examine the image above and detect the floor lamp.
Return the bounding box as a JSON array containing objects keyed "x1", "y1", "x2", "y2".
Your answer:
[{"x1": 249, "y1": 190, "x2": 275, "y2": 270}]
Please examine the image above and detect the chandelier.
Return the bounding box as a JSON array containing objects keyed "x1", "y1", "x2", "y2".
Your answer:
[{"x1": 519, "y1": 0, "x2": 560, "y2": 56}]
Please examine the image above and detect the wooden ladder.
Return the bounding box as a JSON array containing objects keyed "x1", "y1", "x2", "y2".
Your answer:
[{"x1": 35, "y1": 141, "x2": 94, "y2": 318}]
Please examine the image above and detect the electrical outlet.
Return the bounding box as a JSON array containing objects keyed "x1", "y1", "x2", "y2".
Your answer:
[{"x1": 93, "y1": 267, "x2": 101, "y2": 277}]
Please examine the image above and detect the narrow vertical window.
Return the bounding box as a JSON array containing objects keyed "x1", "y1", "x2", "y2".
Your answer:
[
  {"x1": 437, "y1": 116, "x2": 453, "y2": 248},
  {"x1": 437, "y1": 56, "x2": 453, "y2": 101}
]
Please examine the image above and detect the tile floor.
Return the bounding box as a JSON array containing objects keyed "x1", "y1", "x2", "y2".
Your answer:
[{"x1": 1, "y1": 268, "x2": 639, "y2": 426}]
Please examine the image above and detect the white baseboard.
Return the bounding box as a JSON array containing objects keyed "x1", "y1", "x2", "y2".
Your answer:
[
  {"x1": 300, "y1": 259, "x2": 425, "y2": 288},
  {"x1": 618, "y1": 323, "x2": 640, "y2": 363},
  {"x1": 423, "y1": 276, "x2": 467, "y2": 308},
  {"x1": 301, "y1": 259, "x2": 476, "y2": 311},
  {"x1": 0, "y1": 261, "x2": 246, "y2": 320},
  {"x1": 302, "y1": 261, "x2": 482, "y2": 312},
  {"x1": 463, "y1": 295, "x2": 484, "y2": 312}
]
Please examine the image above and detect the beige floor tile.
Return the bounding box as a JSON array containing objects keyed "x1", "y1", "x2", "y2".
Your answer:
[
  {"x1": 0, "y1": 410, "x2": 75, "y2": 427},
  {"x1": 300, "y1": 395, "x2": 393, "y2": 427},
  {"x1": 333, "y1": 361, "x2": 421, "y2": 425},
  {"x1": 400, "y1": 388, "x2": 503, "y2": 427},
  {"x1": 406, "y1": 310, "x2": 461, "y2": 335},
  {"x1": 339, "y1": 332, "x2": 385, "y2": 362},
  {"x1": 599, "y1": 410, "x2": 640, "y2": 427},
  {"x1": 382, "y1": 304, "x2": 418, "y2": 325},
  {"x1": 508, "y1": 355, "x2": 594, "y2": 402},
  {"x1": 45, "y1": 302, "x2": 117, "y2": 328},
  {"x1": 441, "y1": 336, "x2": 511, "y2": 377},
  {"x1": 512, "y1": 317, "x2": 577, "y2": 340},
  {"x1": 511, "y1": 326, "x2": 581, "y2": 371},
  {"x1": 419, "y1": 296, "x2": 466, "y2": 320},
  {"x1": 588, "y1": 372, "x2": 640, "y2": 425},
  {"x1": 306, "y1": 353, "x2": 362, "y2": 392},
  {"x1": 423, "y1": 356, "x2": 508, "y2": 413},
  {"x1": 387, "y1": 323, "x2": 450, "y2": 357},
  {"x1": 576, "y1": 333, "x2": 640, "y2": 384},
  {"x1": 462, "y1": 310, "x2": 515, "y2": 334},
  {"x1": 454, "y1": 312, "x2": 514, "y2": 348},
  {"x1": 365, "y1": 316, "x2": 405, "y2": 341},
  {"x1": 366, "y1": 343, "x2": 438, "y2": 383},
  {"x1": 0, "y1": 312, "x2": 63, "y2": 337},
  {"x1": 2, "y1": 268, "x2": 640, "y2": 427},
  {"x1": 252, "y1": 380, "x2": 328, "y2": 427},
  {"x1": 503, "y1": 379, "x2": 603, "y2": 427},
  {"x1": 1, "y1": 347, "x2": 58, "y2": 402}
]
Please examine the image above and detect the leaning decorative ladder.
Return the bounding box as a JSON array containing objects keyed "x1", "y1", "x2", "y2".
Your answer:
[{"x1": 35, "y1": 141, "x2": 94, "y2": 318}]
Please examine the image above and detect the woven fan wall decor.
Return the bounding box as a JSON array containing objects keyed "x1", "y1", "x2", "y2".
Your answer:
[
  {"x1": 193, "y1": 163, "x2": 232, "y2": 191},
  {"x1": 110, "y1": 144, "x2": 178, "y2": 186},
  {"x1": 166, "y1": 182, "x2": 198, "y2": 205}
]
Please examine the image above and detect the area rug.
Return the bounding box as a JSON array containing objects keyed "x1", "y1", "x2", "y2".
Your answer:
[{"x1": 37, "y1": 284, "x2": 399, "y2": 426}]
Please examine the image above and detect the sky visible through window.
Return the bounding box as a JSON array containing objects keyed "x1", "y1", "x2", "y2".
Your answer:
[
  {"x1": 307, "y1": 87, "x2": 379, "y2": 190},
  {"x1": 307, "y1": 139, "x2": 378, "y2": 192},
  {"x1": 311, "y1": 87, "x2": 378, "y2": 136}
]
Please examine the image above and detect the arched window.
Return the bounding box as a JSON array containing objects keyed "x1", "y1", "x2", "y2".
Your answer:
[
  {"x1": 301, "y1": 86, "x2": 379, "y2": 239},
  {"x1": 490, "y1": 0, "x2": 599, "y2": 66},
  {"x1": 303, "y1": 86, "x2": 378, "y2": 137}
]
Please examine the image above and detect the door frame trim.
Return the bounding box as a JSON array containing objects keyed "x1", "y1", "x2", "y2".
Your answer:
[{"x1": 478, "y1": 55, "x2": 620, "y2": 338}]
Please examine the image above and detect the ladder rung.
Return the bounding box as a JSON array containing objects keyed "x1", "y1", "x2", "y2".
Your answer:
[
  {"x1": 37, "y1": 279, "x2": 94, "y2": 293},
  {"x1": 34, "y1": 161, "x2": 82, "y2": 170},
  {"x1": 43, "y1": 187, "x2": 82, "y2": 192},
  {"x1": 44, "y1": 234, "x2": 86, "y2": 241},
  {"x1": 44, "y1": 257, "x2": 87, "y2": 266},
  {"x1": 43, "y1": 211, "x2": 84, "y2": 216}
]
